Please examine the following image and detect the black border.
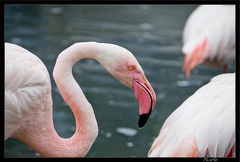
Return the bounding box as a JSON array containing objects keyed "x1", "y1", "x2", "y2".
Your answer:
[{"x1": 2, "y1": 0, "x2": 239, "y2": 161}]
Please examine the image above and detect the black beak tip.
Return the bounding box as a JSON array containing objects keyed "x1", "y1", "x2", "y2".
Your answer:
[{"x1": 138, "y1": 111, "x2": 152, "y2": 128}]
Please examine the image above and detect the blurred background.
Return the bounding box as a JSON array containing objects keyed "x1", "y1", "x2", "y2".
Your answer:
[{"x1": 4, "y1": 4, "x2": 235, "y2": 157}]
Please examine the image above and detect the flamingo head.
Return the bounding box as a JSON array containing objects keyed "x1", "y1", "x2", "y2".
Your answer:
[{"x1": 98, "y1": 44, "x2": 156, "y2": 128}]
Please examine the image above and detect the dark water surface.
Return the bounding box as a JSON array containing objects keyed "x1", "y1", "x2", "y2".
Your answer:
[{"x1": 4, "y1": 4, "x2": 235, "y2": 157}]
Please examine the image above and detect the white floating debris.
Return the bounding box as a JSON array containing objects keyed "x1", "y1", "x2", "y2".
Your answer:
[
  {"x1": 116, "y1": 127, "x2": 138, "y2": 137},
  {"x1": 50, "y1": 7, "x2": 63, "y2": 14},
  {"x1": 126, "y1": 142, "x2": 134, "y2": 147},
  {"x1": 105, "y1": 132, "x2": 112, "y2": 138},
  {"x1": 139, "y1": 23, "x2": 154, "y2": 30},
  {"x1": 176, "y1": 80, "x2": 203, "y2": 87},
  {"x1": 71, "y1": 126, "x2": 76, "y2": 132}
]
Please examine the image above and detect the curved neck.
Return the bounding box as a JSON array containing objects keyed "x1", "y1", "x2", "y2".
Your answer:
[
  {"x1": 20, "y1": 42, "x2": 103, "y2": 157},
  {"x1": 51, "y1": 42, "x2": 102, "y2": 157}
]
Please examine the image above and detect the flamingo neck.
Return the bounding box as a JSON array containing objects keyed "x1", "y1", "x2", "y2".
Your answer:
[
  {"x1": 51, "y1": 42, "x2": 106, "y2": 157},
  {"x1": 20, "y1": 42, "x2": 103, "y2": 157}
]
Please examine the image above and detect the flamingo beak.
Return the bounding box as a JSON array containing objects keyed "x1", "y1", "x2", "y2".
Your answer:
[{"x1": 132, "y1": 72, "x2": 156, "y2": 128}]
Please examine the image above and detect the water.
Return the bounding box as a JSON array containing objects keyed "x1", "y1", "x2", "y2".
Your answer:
[{"x1": 4, "y1": 4, "x2": 235, "y2": 158}]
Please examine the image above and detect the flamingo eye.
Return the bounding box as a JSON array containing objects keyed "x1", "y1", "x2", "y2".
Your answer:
[{"x1": 129, "y1": 66, "x2": 134, "y2": 71}]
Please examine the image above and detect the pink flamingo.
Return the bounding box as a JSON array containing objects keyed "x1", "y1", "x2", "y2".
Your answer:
[
  {"x1": 148, "y1": 73, "x2": 235, "y2": 157},
  {"x1": 5, "y1": 42, "x2": 156, "y2": 157},
  {"x1": 182, "y1": 5, "x2": 235, "y2": 78}
]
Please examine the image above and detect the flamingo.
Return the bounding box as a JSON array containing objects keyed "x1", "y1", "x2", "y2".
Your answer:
[
  {"x1": 182, "y1": 5, "x2": 235, "y2": 78},
  {"x1": 148, "y1": 73, "x2": 235, "y2": 157},
  {"x1": 4, "y1": 42, "x2": 156, "y2": 157}
]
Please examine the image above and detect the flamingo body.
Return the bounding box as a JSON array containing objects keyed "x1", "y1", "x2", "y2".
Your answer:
[
  {"x1": 5, "y1": 42, "x2": 156, "y2": 157},
  {"x1": 5, "y1": 43, "x2": 52, "y2": 140},
  {"x1": 148, "y1": 73, "x2": 235, "y2": 157},
  {"x1": 182, "y1": 5, "x2": 235, "y2": 77}
]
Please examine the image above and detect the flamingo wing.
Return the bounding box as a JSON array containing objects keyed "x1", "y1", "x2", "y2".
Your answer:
[
  {"x1": 182, "y1": 5, "x2": 235, "y2": 77},
  {"x1": 4, "y1": 43, "x2": 51, "y2": 140},
  {"x1": 148, "y1": 73, "x2": 235, "y2": 157}
]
